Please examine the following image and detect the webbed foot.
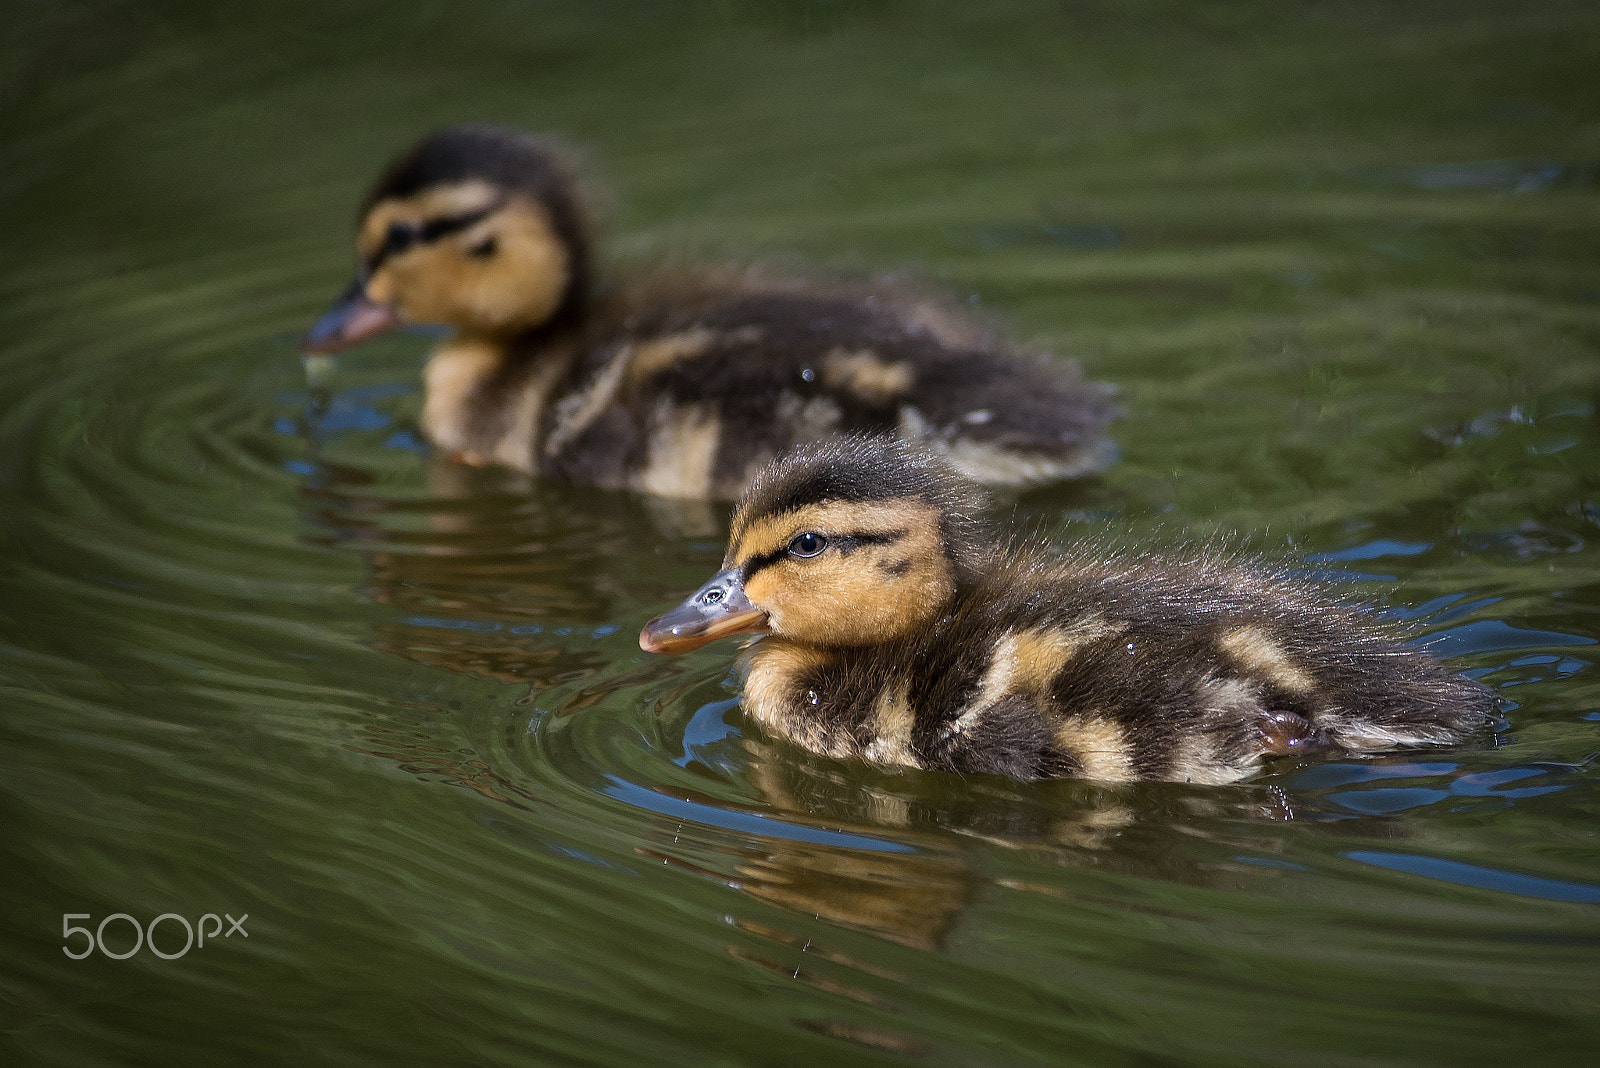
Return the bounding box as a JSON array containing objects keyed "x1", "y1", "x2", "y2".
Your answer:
[{"x1": 1257, "y1": 710, "x2": 1332, "y2": 757}]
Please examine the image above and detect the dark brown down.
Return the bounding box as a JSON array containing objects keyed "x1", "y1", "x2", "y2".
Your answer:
[{"x1": 644, "y1": 437, "x2": 1496, "y2": 784}]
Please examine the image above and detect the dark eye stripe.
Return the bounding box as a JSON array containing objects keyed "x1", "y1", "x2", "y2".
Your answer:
[
  {"x1": 418, "y1": 200, "x2": 504, "y2": 242},
  {"x1": 835, "y1": 529, "x2": 904, "y2": 555},
  {"x1": 366, "y1": 197, "x2": 507, "y2": 272},
  {"x1": 739, "y1": 547, "x2": 788, "y2": 581},
  {"x1": 740, "y1": 527, "x2": 907, "y2": 581}
]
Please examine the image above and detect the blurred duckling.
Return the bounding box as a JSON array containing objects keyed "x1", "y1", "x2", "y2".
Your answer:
[
  {"x1": 304, "y1": 125, "x2": 1116, "y2": 498},
  {"x1": 640, "y1": 437, "x2": 1495, "y2": 784}
]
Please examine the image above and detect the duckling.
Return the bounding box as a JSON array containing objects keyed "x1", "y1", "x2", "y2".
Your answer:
[
  {"x1": 304, "y1": 125, "x2": 1116, "y2": 498},
  {"x1": 639, "y1": 437, "x2": 1496, "y2": 784}
]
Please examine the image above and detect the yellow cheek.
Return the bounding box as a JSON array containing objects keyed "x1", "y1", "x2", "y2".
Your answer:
[
  {"x1": 376, "y1": 254, "x2": 453, "y2": 323},
  {"x1": 745, "y1": 553, "x2": 949, "y2": 647},
  {"x1": 485, "y1": 207, "x2": 569, "y2": 331},
  {"x1": 743, "y1": 569, "x2": 783, "y2": 617},
  {"x1": 356, "y1": 190, "x2": 569, "y2": 336},
  {"x1": 366, "y1": 272, "x2": 397, "y2": 306}
]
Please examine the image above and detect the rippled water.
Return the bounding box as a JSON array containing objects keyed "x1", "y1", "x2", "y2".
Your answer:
[{"x1": 4, "y1": 3, "x2": 1599, "y2": 1064}]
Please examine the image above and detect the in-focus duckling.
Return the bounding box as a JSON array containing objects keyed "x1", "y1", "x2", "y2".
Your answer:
[
  {"x1": 640, "y1": 437, "x2": 1496, "y2": 784},
  {"x1": 305, "y1": 125, "x2": 1116, "y2": 498}
]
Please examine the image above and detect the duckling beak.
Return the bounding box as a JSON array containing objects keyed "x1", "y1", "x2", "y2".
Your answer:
[
  {"x1": 640, "y1": 568, "x2": 769, "y2": 654},
  {"x1": 302, "y1": 279, "x2": 401, "y2": 355}
]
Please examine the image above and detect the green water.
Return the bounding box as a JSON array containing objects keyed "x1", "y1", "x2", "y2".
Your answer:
[{"x1": 4, "y1": 2, "x2": 1599, "y2": 1064}]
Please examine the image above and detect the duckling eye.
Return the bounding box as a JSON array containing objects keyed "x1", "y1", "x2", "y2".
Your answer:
[
  {"x1": 788, "y1": 532, "x2": 827, "y2": 558},
  {"x1": 384, "y1": 221, "x2": 421, "y2": 256},
  {"x1": 467, "y1": 234, "x2": 498, "y2": 259}
]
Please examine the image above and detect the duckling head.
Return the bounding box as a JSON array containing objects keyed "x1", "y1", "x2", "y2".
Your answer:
[
  {"x1": 304, "y1": 125, "x2": 589, "y2": 353},
  {"x1": 641, "y1": 437, "x2": 991, "y2": 654}
]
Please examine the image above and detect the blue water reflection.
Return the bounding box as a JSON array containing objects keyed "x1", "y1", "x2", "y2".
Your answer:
[
  {"x1": 1293, "y1": 761, "x2": 1573, "y2": 815},
  {"x1": 1346, "y1": 851, "x2": 1600, "y2": 903},
  {"x1": 601, "y1": 774, "x2": 915, "y2": 853},
  {"x1": 1383, "y1": 592, "x2": 1501, "y2": 623},
  {"x1": 676, "y1": 697, "x2": 743, "y2": 770},
  {"x1": 1305, "y1": 539, "x2": 1432, "y2": 562},
  {"x1": 1292, "y1": 762, "x2": 1459, "y2": 789},
  {"x1": 1414, "y1": 619, "x2": 1596, "y2": 657},
  {"x1": 1499, "y1": 653, "x2": 1589, "y2": 685},
  {"x1": 1328, "y1": 788, "x2": 1450, "y2": 815}
]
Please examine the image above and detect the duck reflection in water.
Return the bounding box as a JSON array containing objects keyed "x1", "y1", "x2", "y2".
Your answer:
[
  {"x1": 292, "y1": 441, "x2": 711, "y2": 682},
  {"x1": 639, "y1": 730, "x2": 1320, "y2": 952}
]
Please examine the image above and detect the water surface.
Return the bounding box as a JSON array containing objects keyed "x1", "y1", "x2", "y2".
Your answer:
[{"x1": 3, "y1": 3, "x2": 1599, "y2": 1064}]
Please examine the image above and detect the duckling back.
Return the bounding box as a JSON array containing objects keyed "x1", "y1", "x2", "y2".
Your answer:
[
  {"x1": 903, "y1": 547, "x2": 1492, "y2": 783},
  {"x1": 537, "y1": 283, "x2": 1117, "y2": 498}
]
